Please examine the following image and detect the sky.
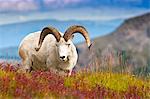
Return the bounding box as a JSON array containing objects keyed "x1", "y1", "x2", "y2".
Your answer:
[
  {"x1": 0, "y1": 0, "x2": 149, "y2": 12},
  {"x1": 0, "y1": 0, "x2": 149, "y2": 25},
  {"x1": 0, "y1": 0, "x2": 150, "y2": 48}
]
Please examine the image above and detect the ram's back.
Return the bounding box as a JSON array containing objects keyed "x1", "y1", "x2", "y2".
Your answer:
[{"x1": 19, "y1": 31, "x2": 57, "y2": 61}]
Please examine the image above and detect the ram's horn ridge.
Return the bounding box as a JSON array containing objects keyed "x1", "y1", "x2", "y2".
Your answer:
[
  {"x1": 63, "y1": 25, "x2": 91, "y2": 49},
  {"x1": 35, "y1": 27, "x2": 61, "y2": 51}
]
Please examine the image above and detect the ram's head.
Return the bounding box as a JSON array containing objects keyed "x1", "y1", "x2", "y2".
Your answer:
[{"x1": 35, "y1": 25, "x2": 92, "y2": 62}]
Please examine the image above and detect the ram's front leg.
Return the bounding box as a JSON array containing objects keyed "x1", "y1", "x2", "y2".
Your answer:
[
  {"x1": 19, "y1": 58, "x2": 32, "y2": 73},
  {"x1": 66, "y1": 62, "x2": 75, "y2": 76},
  {"x1": 68, "y1": 69, "x2": 72, "y2": 76}
]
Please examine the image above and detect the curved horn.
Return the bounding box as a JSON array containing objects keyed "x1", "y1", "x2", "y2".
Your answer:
[
  {"x1": 35, "y1": 26, "x2": 61, "y2": 51},
  {"x1": 63, "y1": 25, "x2": 92, "y2": 49}
]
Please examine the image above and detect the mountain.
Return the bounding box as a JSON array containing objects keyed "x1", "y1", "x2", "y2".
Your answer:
[
  {"x1": 0, "y1": 47, "x2": 19, "y2": 60},
  {"x1": 77, "y1": 13, "x2": 150, "y2": 70}
]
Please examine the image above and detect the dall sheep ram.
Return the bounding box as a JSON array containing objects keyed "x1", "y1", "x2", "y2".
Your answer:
[{"x1": 19, "y1": 25, "x2": 91, "y2": 75}]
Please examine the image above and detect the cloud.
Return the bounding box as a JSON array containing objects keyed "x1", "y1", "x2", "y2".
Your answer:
[
  {"x1": 63, "y1": 0, "x2": 83, "y2": 4},
  {"x1": 0, "y1": 0, "x2": 38, "y2": 12},
  {"x1": 44, "y1": 0, "x2": 85, "y2": 4},
  {"x1": 0, "y1": 0, "x2": 89, "y2": 12},
  {"x1": 0, "y1": 7, "x2": 149, "y2": 26},
  {"x1": 43, "y1": 0, "x2": 87, "y2": 8},
  {"x1": 40, "y1": 7, "x2": 150, "y2": 21}
]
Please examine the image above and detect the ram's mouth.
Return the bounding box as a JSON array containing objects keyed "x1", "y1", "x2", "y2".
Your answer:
[
  {"x1": 56, "y1": 67, "x2": 70, "y2": 74},
  {"x1": 59, "y1": 58, "x2": 67, "y2": 62},
  {"x1": 62, "y1": 59, "x2": 67, "y2": 62}
]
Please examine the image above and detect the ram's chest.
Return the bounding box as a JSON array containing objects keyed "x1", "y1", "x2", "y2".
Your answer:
[
  {"x1": 31, "y1": 54, "x2": 48, "y2": 70},
  {"x1": 32, "y1": 61, "x2": 48, "y2": 71},
  {"x1": 56, "y1": 61, "x2": 70, "y2": 70}
]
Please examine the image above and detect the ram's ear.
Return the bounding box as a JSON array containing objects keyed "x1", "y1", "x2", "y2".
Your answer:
[{"x1": 70, "y1": 35, "x2": 74, "y2": 40}]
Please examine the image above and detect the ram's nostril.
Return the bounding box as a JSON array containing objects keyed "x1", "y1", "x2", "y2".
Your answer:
[{"x1": 60, "y1": 56, "x2": 65, "y2": 59}]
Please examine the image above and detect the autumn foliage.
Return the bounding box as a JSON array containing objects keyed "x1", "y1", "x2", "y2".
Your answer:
[{"x1": 0, "y1": 62, "x2": 150, "y2": 98}]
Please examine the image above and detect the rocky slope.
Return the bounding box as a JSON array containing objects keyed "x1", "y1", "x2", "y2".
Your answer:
[{"x1": 77, "y1": 13, "x2": 150, "y2": 70}]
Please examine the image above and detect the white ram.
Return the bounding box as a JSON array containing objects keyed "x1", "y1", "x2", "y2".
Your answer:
[{"x1": 19, "y1": 25, "x2": 91, "y2": 75}]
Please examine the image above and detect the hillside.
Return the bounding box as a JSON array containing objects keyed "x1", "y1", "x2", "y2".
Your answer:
[{"x1": 77, "y1": 13, "x2": 150, "y2": 71}]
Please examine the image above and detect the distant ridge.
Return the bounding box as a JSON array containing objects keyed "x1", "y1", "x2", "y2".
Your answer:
[
  {"x1": 77, "y1": 12, "x2": 150, "y2": 68},
  {"x1": 125, "y1": 13, "x2": 150, "y2": 24},
  {"x1": 0, "y1": 47, "x2": 19, "y2": 60}
]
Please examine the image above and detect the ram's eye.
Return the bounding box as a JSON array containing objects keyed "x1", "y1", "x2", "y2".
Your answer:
[{"x1": 66, "y1": 44, "x2": 70, "y2": 47}]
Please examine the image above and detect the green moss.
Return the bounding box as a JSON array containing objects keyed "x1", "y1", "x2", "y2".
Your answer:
[{"x1": 65, "y1": 72, "x2": 150, "y2": 92}]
